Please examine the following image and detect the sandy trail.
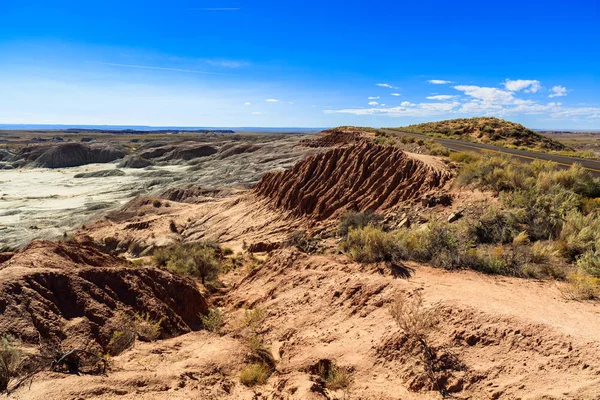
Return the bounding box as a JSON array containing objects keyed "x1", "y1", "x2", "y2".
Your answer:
[{"x1": 409, "y1": 263, "x2": 600, "y2": 342}]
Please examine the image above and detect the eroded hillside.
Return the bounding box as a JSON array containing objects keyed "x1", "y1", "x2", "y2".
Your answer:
[{"x1": 2, "y1": 127, "x2": 600, "y2": 399}]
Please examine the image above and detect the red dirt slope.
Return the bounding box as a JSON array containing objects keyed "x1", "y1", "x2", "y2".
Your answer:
[
  {"x1": 0, "y1": 240, "x2": 208, "y2": 350},
  {"x1": 255, "y1": 142, "x2": 452, "y2": 219}
]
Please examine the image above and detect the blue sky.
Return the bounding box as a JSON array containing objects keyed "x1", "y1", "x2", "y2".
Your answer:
[{"x1": 0, "y1": 0, "x2": 599, "y2": 128}]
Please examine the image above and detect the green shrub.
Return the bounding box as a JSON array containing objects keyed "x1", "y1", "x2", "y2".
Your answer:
[
  {"x1": 564, "y1": 272, "x2": 600, "y2": 300},
  {"x1": 152, "y1": 247, "x2": 171, "y2": 267},
  {"x1": 560, "y1": 212, "x2": 600, "y2": 259},
  {"x1": 577, "y1": 251, "x2": 600, "y2": 278},
  {"x1": 337, "y1": 210, "x2": 383, "y2": 237},
  {"x1": 162, "y1": 243, "x2": 221, "y2": 284},
  {"x1": 343, "y1": 226, "x2": 402, "y2": 263},
  {"x1": 449, "y1": 151, "x2": 480, "y2": 164},
  {"x1": 472, "y1": 208, "x2": 523, "y2": 244},
  {"x1": 202, "y1": 308, "x2": 225, "y2": 333}
]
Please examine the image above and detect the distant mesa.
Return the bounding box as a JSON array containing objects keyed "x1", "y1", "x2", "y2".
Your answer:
[{"x1": 17, "y1": 142, "x2": 127, "y2": 168}]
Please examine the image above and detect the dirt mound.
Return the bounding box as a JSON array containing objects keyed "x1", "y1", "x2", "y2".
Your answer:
[
  {"x1": 73, "y1": 169, "x2": 125, "y2": 178},
  {"x1": 216, "y1": 143, "x2": 261, "y2": 159},
  {"x1": 117, "y1": 155, "x2": 154, "y2": 168},
  {"x1": 17, "y1": 142, "x2": 127, "y2": 168},
  {"x1": 161, "y1": 187, "x2": 236, "y2": 203},
  {"x1": 255, "y1": 142, "x2": 452, "y2": 219},
  {"x1": 163, "y1": 144, "x2": 218, "y2": 161},
  {"x1": 137, "y1": 142, "x2": 218, "y2": 161},
  {"x1": 0, "y1": 240, "x2": 208, "y2": 350},
  {"x1": 300, "y1": 127, "x2": 371, "y2": 148}
]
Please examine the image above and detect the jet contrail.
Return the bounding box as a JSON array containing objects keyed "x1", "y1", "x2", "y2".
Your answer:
[{"x1": 89, "y1": 62, "x2": 229, "y2": 75}]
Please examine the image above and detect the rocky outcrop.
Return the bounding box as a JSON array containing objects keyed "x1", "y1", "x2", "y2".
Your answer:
[
  {"x1": 255, "y1": 143, "x2": 452, "y2": 219},
  {"x1": 17, "y1": 142, "x2": 127, "y2": 168},
  {"x1": 0, "y1": 240, "x2": 208, "y2": 349},
  {"x1": 0, "y1": 148, "x2": 14, "y2": 162}
]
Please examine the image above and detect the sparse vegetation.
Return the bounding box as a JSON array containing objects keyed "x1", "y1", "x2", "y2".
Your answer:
[
  {"x1": 241, "y1": 307, "x2": 267, "y2": 333},
  {"x1": 169, "y1": 219, "x2": 178, "y2": 233},
  {"x1": 107, "y1": 312, "x2": 162, "y2": 355},
  {"x1": 338, "y1": 210, "x2": 383, "y2": 237},
  {"x1": 154, "y1": 242, "x2": 221, "y2": 284},
  {"x1": 390, "y1": 291, "x2": 447, "y2": 396},
  {"x1": 395, "y1": 117, "x2": 568, "y2": 152},
  {"x1": 285, "y1": 230, "x2": 320, "y2": 254},
  {"x1": 201, "y1": 308, "x2": 225, "y2": 333},
  {"x1": 0, "y1": 336, "x2": 23, "y2": 392},
  {"x1": 239, "y1": 362, "x2": 269, "y2": 386},
  {"x1": 323, "y1": 364, "x2": 353, "y2": 390},
  {"x1": 342, "y1": 225, "x2": 402, "y2": 263}
]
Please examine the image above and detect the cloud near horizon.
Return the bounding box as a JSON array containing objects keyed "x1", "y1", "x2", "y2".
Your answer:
[
  {"x1": 325, "y1": 79, "x2": 599, "y2": 120},
  {"x1": 428, "y1": 79, "x2": 453, "y2": 84}
]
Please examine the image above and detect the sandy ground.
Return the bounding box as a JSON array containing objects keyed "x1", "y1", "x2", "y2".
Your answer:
[
  {"x1": 11, "y1": 248, "x2": 600, "y2": 400},
  {"x1": 0, "y1": 163, "x2": 190, "y2": 249}
]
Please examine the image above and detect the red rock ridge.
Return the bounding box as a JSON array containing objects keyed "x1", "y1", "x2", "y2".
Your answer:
[{"x1": 255, "y1": 142, "x2": 452, "y2": 220}]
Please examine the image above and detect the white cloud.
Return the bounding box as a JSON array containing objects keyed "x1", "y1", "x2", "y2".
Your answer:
[
  {"x1": 206, "y1": 59, "x2": 249, "y2": 68},
  {"x1": 244, "y1": 102, "x2": 251, "y2": 106},
  {"x1": 265, "y1": 98, "x2": 279, "y2": 102},
  {"x1": 454, "y1": 85, "x2": 514, "y2": 104},
  {"x1": 252, "y1": 112, "x2": 261, "y2": 115},
  {"x1": 503, "y1": 79, "x2": 541, "y2": 93},
  {"x1": 326, "y1": 101, "x2": 460, "y2": 117},
  {"x1": 376, "y1": 83, "x2": 398, "y2": 89},
  {"x1": 428, "y1": 79, "x2": 453, "y2": 84},
  {"x1": 390, "y1": 93, "x2": 401, "y2": 96},
  {"x1": 368, "y1": 96, "x2": 380, "y2": 100},
  {"x1": 326, "y1": 79, "x2": 598, "y2": 121},
  {"x1": 426, "y1": 95, "x2": 457, "y2": 100},
  {"x1": 549, "y1": 85, "x2": 568, "y2": 98}
]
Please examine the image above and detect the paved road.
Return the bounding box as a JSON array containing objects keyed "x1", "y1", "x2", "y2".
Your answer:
[{"x1": 389, "y1": 131, "x2": 600, "y2": 178}]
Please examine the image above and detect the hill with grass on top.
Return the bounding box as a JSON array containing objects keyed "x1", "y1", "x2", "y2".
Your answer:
[{"x1": 396, "y1": 117, "x2": 569, "y2": 151}]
